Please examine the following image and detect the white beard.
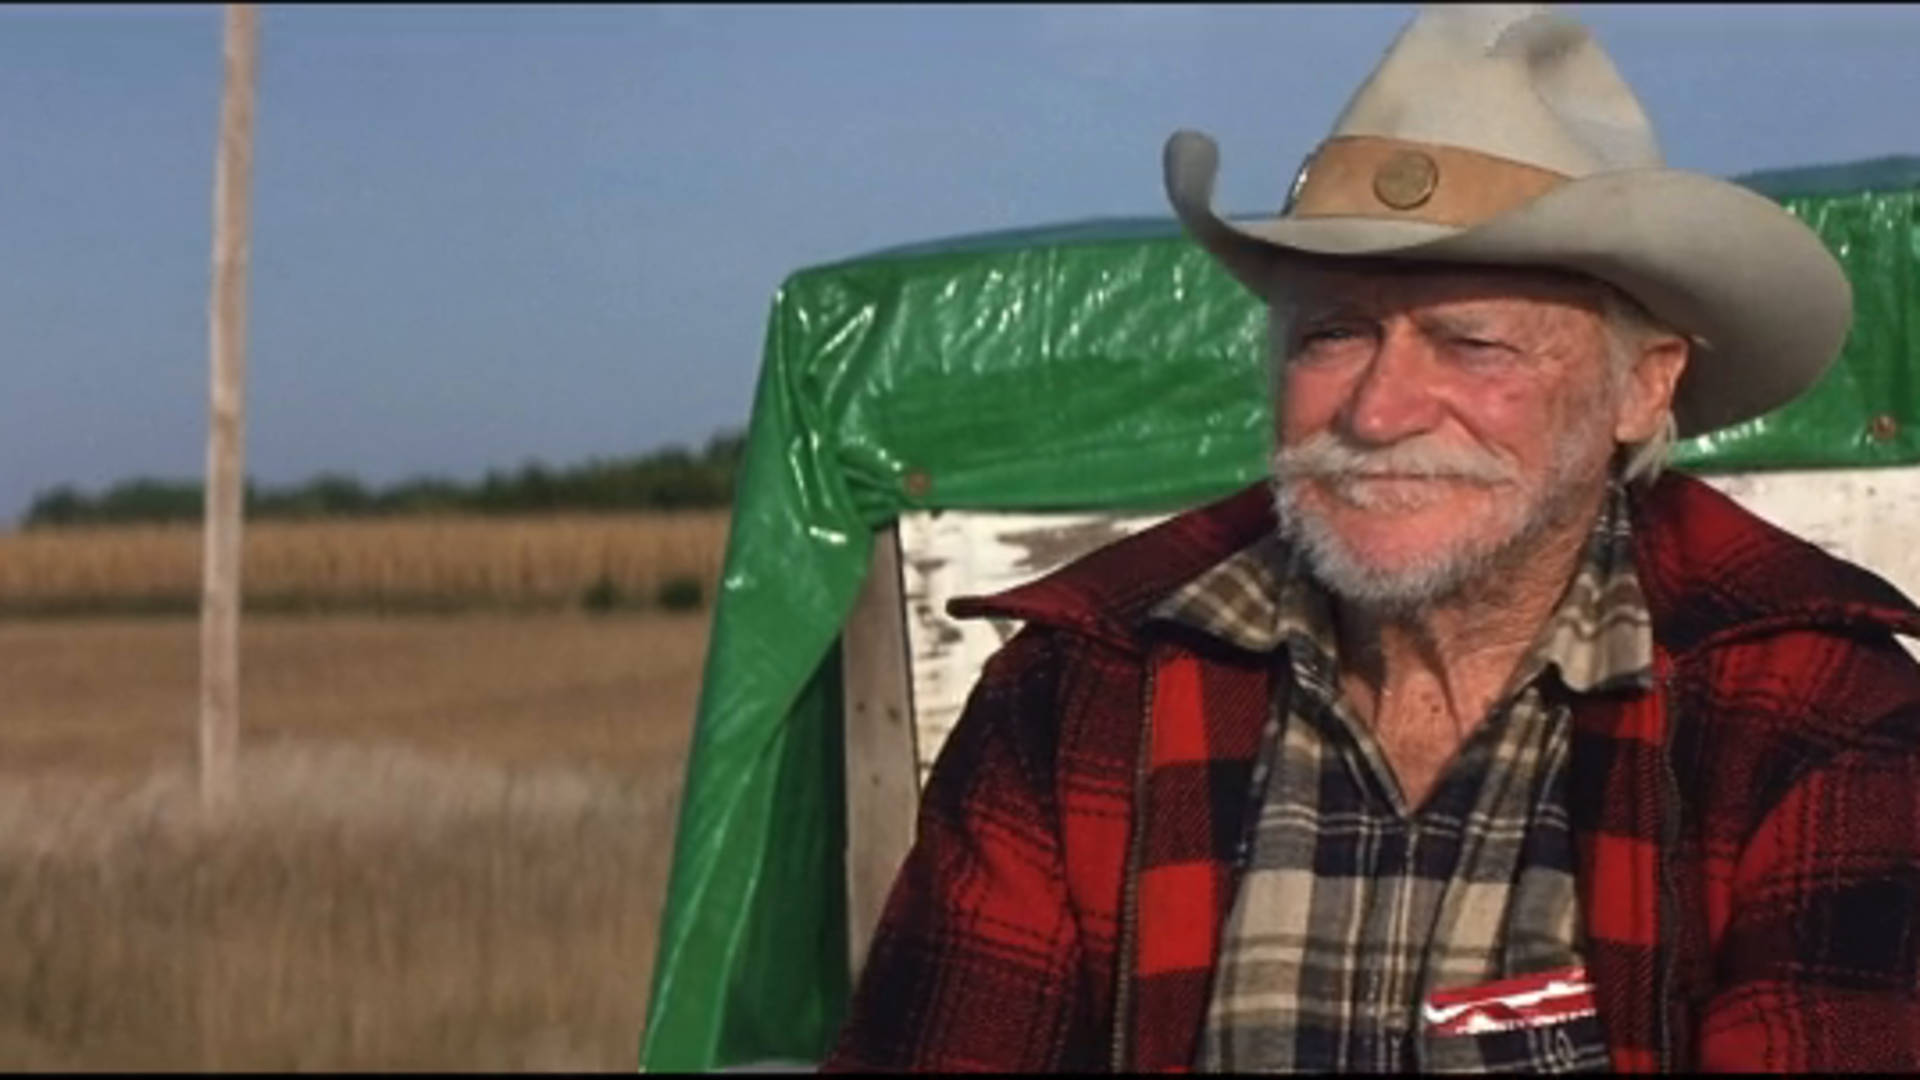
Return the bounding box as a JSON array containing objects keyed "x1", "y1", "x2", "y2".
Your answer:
[{"x1": 1270, "y1": 429, "x2": 1606, "y2": 613}]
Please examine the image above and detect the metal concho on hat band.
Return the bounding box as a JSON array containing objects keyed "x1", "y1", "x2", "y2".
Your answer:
[{"x1": 1284, "y1": 135, "x2": 1570, "y2": 227}]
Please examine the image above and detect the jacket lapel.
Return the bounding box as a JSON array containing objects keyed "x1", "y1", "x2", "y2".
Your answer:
[
  {"x1": 1567, "y1": 649, "x2": 1676, "y2": 1074},
  {"x1": 1121, "y1": 643, "x2": 1271, "y2": 1071}
]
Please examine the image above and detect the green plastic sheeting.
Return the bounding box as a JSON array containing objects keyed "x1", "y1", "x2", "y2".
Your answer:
[
  {"x1": 1672, "y1": 157, "x2": 1920, "y2": 470},
  {"x1": 640, "y1": 157, "x2": 1920, "y2": 1072}
]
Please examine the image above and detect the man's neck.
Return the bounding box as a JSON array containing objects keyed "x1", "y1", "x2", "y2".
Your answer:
[{"x1": 1330, "y1": 482, "x2": 1608, "y2": 804}]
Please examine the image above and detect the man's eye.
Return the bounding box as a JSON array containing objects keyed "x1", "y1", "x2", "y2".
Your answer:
[
  {"x1": 1302, "y1": 327, "x2": 1359, "y2": 345},
  {"x1": 1449, "y1": 336, "x2": 1516, "y2": 359}
]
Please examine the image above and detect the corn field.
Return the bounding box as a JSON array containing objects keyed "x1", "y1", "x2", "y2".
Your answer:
[{"x1": 0, "y1": 511, "x2": 729, "y2": 614}]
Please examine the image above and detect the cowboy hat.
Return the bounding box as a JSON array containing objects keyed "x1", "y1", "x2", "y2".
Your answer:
[{"x1": 1163, "y1": 3, "x2": 1851, "y2": 438}]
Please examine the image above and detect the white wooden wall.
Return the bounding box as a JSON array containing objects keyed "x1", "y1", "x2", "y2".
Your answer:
[{"x1": 895, "y1": 510, "x2": 1173, "y2": 788}]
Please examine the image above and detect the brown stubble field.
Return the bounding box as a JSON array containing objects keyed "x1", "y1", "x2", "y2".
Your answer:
[{"x1": 0, "y1": 600, "x2": 713, "y2": 1065}]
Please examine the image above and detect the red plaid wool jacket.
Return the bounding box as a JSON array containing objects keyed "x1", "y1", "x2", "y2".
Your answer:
[{"x1": 824, "y1": 473, "x2": 1920, "y2": 1072}]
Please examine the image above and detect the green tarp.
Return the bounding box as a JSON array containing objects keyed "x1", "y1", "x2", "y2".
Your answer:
[{"x1": 640, "y1": 157, "x2": 1920, "y2": 1071}]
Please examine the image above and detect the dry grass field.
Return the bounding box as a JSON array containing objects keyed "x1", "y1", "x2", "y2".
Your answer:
[
  {"x1": 0, "y1": 610, "x2": 711, "y2": 1070},
  {"x1": 0, "y1": 509, "x2": 729, "y2": 614}
]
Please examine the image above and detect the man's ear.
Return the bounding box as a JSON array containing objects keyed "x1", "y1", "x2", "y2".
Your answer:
[{"x1": 1614, "y1": 336, "x2": 1689, "y2": 443}]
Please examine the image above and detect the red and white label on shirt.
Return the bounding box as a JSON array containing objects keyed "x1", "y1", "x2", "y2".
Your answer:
[{"x1": 1422, "y1": 965, "x2": 1597, "y2": 1037}]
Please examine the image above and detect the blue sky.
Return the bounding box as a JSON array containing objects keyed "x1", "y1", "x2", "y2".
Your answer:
[{"x1": 2, "y1": 3, "x2": 1917, "y2": 523}]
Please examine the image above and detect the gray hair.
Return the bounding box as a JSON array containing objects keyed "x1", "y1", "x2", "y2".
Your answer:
[{"x1": 1598, "y1": 285, "x2": 1684, "y2": 486}]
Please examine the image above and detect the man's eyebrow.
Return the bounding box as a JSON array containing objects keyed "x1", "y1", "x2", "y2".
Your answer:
[{"x1": 1416, "y1": 311, "x2": 1501, "y2": 339}]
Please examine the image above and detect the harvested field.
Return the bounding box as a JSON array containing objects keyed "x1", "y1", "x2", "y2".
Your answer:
[
  {"x1": 0, "y1": 510, "x2": 729, "y2": 615},
  {"x1": 0, "y1": 611, "x2": 708, "y2": 1071}
]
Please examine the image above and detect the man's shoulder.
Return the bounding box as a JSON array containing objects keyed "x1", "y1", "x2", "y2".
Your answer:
[
  {"x1": 948, "y1": 483, "x2": 1276, "y2": 653},
  {"x1": 1639, "y1": 472, "x2": 1920, "y2": 779},
  {"x1": 1633, "y1": 471, "x2": 1920, "y2": 655}
]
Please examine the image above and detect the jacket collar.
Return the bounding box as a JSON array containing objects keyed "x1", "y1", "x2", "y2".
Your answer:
[{"x1": 947, "y1": 483, "x2": 1275, "y2": 654}]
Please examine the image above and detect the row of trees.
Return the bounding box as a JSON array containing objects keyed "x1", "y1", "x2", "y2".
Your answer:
[{"x1": 23, "y1": 429, "x2": 745, "y2": 528}]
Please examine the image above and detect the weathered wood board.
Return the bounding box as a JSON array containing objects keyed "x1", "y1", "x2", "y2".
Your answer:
[
  {"x1": 896, "y1": 509, "x2": 1173, "y2": 788},
  {"x1": 839, "y1": 526, "x2": 920, "y2": 980}
]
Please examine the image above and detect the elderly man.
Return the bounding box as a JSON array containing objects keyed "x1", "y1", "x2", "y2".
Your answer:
[{"x1": 826, "y1": 5, "x2": 1920, "y2": 1073}]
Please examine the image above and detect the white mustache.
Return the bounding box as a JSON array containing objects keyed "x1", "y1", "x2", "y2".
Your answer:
[{"x1": 1273, "y1": 433, "x2": 1519, "y2": 486}]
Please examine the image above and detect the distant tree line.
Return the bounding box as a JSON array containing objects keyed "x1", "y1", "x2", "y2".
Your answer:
[{"x1": 22, "y1": 429, "x2": 745, "y2": 529}]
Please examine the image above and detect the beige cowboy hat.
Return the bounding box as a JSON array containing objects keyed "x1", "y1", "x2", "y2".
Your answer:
[{"x1": 1164, "y1": 3, "x2": 1851, "y2": 438}]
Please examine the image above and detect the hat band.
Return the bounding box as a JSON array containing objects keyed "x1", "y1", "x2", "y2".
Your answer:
[{"x1": 1288, "y1": 136, "x2": 1569, "y2": 228}]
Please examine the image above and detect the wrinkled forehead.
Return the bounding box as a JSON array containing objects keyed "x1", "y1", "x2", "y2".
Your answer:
[{"x1": 1263, "y1": 256, "x2": 1609, "y2": 321}]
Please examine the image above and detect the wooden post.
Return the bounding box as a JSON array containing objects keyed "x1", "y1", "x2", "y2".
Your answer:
[
  {"x1": 839, "y1": 525, "x2": 921, "y2": 981},
  {"x1": 200, "y1": 4, "x2": 259, "y2": 814}
]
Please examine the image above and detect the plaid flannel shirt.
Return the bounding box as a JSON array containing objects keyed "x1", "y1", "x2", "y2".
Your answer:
[
  {"x1": 1159, "y1": 488, "x2": 1647, "y2": 1072},
  {"x1": 825, "y1": 473, "x2": 1920, "y2": 1072}
]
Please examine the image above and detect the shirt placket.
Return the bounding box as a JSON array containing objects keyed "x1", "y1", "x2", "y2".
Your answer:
[{"x1": 1326, "y1": 717, "x2": 1430, "y2": 1074}]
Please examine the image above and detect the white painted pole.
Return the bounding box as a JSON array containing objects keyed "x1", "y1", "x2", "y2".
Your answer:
[{"x1": 201, "y1": 4, "x2": 259, "y2": 814}]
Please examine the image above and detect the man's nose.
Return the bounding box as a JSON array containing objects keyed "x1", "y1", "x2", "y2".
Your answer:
[{"x1": 1340, "y1": 324, "x2": 1446, "y2": 445}]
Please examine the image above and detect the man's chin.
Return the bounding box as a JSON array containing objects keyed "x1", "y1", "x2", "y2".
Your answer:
[
  {"x1": 1299, "y1": 538, "x2": 1490, "y2": 612},
  {"x1": 1273, "y1": 480, "x2": 1514, "y2": 610}
]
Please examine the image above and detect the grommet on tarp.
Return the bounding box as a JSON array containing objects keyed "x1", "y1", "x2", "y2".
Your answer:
[
  {"x1": 903, "y1": 469, "x2": 933, "y2": 498},
  {"x1": 1870, "y1": 414, "x2": 1900, "y2": 441}
]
